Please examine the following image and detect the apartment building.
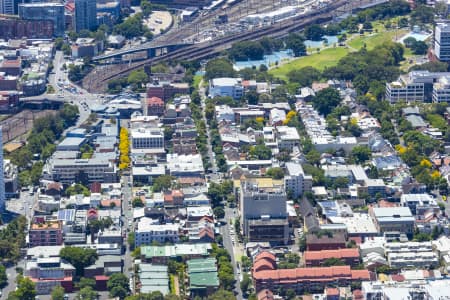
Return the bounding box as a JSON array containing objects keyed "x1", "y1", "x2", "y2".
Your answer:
[
  {"x1": 400, "y1": 193, "x2": 439, "y2": 216},
  {"x1": 284, "y1": 162, "x2": 312, "y2": 198},
  {"x1": 26, "y1": 257, "x2": 75, "y2": 294},
  {"x1": 131, "y1": 127, "x2": 164, "y2": 150},
  {"x1": 435, "y1": 22, "x2": 450, "y2": 62},
  {"x1": 370, "y1": 207, "x2": 415, "y2": 237},
  {"x1": 239, "y1": 178, "x2": 289, "y2": 244},
  {"x1": 252, "y1": 252, "x2": 370, "y2": 294},
  {"x1": 209, "y1": 78, "x2": 244, "y2": 100},
  {"x1": 304, "y1": 248, "x2": 360, "y2": 267},
  {"x1": 432, "y1": 75, "x2": 450, "y2": 103},
  {"x1": 135, "y1": 218, "x2": 180, "y2": 247},
  {"x1": 276, "y1": 126, "x2": 300, "y2": 151},
  {"x1": 385, "y1": 241, "x2": 438, "y2": 268},
  {"x1": 28, "y1": 219, "x2": 63, "y2": 247},
  {"x1": 385, "y1": 71, "x2": 450, "y2": 103},
  {"x1": 44, "y1": 157, "x2": 117, "y2": 184}
]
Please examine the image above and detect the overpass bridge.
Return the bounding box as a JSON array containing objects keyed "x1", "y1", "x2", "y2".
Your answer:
[
  {"x1": 92, "y1": 41, "x2": 193, "y2": 62},
  {"x1": 20, "y1": 96, "x2": 65, "y2": 110}
]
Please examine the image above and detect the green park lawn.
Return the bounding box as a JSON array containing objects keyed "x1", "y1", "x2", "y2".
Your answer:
[
  {"x1": 269, "y1": 47, "x2": 350, "y2": 81},
  {"x1": 269, "y1": 23, "x2": 409, "y2": 81},
  {"x1": 348, "y1": 29, "x2": 408, "y2": 50}
]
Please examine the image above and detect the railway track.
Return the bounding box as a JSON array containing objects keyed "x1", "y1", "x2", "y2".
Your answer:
[{"x1": 83, "y1": 0, "x2": 381, "y2": 92}]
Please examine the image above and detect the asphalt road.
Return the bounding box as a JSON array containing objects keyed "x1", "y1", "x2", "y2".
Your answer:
[
  {"x1": 199, "y1": 82, "x2": 242, "y2": 298},
  {"x1": 221, "y1": 206, "x2": 243, "y2": 300},
  {"x1": 199, "y1": 81, "x2": 221, "y2": 183}
]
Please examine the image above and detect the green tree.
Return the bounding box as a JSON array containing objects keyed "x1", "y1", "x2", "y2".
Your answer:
[
  {"x1": 266, "y1": 167, "x2": 284, "y2": 179},
  {"x1": 60, "y1": 247, "x2": 98, "y2": 276},
  {"x1": 207, "y1": 289, "x2": 236, "y2": 300},
  {"x1": 351, "y1": 145, "x2": 372, "y2": 163},
  {"x1": 108, "y1": 273, "x2": 130, "y2": 299},
  {"x1": 132, "y1": 197, "x2": 144, "y2": 208},
  {"x1": 77, "y1": 277, "x2": 96, "y2": 289},
  {"x1": 51, "y1": 285, "x2": 65, "y2": 300},
  {"x1": 66, "y1": 183, "x2": 90, "y2": 196},
  {"x1": 304, "y1": 24, "x2": 325, "y2": 41},
  {"x1": 410, "y1": 40, "x2": 428, "y2": 55},
  {"x1": 213, "y1": 207, "x2": 225, "y2": 219},
  {"x1": 287, "y1": 66, "x2": 321, "y2": 86},
  {"x1": 322, "y1": 257, "x2": 346, "y2": 266},
  {"x1": 10, "y1": 276, "x2": 36, "y2": 300},
  {"x1": 312, "y1": 88, "x2": 341, "y2": 116},
  {"x1": 205, "y1": 58, "x2": 236, "y2": 80},
  {"x1": 152, "y1": 175, "x2": 175, "y2": 192},
  {"x1": 243, "y1": 90, "x2": 259, "y2": 105},
  {"x1": 240, "y1": 273, "x2": 252, "y2": 295},
  {"x1": 128, "y1": 232, "x2": 136, "y2": 250},
  {"x1": 241, "y1": 256, "x2": 251, "y2": 271},
  {"x1": 286, "y1": 33, "x2": 306, "y2": 57},
  {"x1": 113, "y1": 13, "x2": 149, "y2": 39},
  {"x1": 249, "y1": 144, "x2": 272, "y2": 160},
  {"x1": 286, "y1": 289, "x2": 296, "y2": 300},
  {"x1": 0, "y1": 265, "x2": 7, "y2": 288},
  {"x1": 128, "y1": 69, "x2": 148, "y2": 91},
  {"x1": 229, "y1": 41, "x2": 265, "y2": 61},
  {"x1": 75, "y1": 287, "x2": 97, "y2": 300}
]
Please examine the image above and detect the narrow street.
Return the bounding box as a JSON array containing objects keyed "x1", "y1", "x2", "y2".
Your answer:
[{"x1": 198, "y1": 80, "x2": 243, "y2": 299}]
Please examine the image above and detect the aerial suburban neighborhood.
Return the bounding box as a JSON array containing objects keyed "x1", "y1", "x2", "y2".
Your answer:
[{"x1": 1, "y1": 0, "x2": 450, "y2": 299}]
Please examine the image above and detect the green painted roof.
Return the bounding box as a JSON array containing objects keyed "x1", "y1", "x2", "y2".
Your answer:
[{"x1": 187, "y1": 258, "x2": 219, "y2": 289}]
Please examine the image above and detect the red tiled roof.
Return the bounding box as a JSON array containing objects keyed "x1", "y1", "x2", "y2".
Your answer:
[
  {"x1": 46, "y1": 182, "x2": 62, "y2": 191},
  {"x1": 254, "y1": 251, "x2": 276, "y2": 264},
  {"x1": 87, "y1": 208, "x2": 98, "y2": 217},
  {"x1": 326, "y1": 288, "x2": 339, "y2": 296},
  {"x1": 253, "y1": 259, "x2": 276, "y2": 273},
  {"x1": 349, "y1": 236, "x2": 362, "y2": 245},
  {"x1": 164, "y1": 193, "x2": 174, "y2": 202},
  {"x1": 351, "y1": 270, "x2": 371, "y2": 280},
  {"x1": 147, "y1": 97, "x2": 164, "y2": 105},
  {"x1": 253, "y1": 265, "x2": 370, "y2": 283},
  {"x1": 378, "y1": 200, "x2": 397, "y2": 208},
  {"x1": 1, "y1": 60, "x2": 20, "y2": 68},
  {"x1": 391, "y1": 274, "x2": 405, "y2": 282},
  {"x1": 100, "y1": 199, "x2": 121, "y2": 207},
  {"x1": 253, "y1": 266, "x2": 353, "y2": 281},
  {"x1": 199, "y1": 227, "x2": 214, "y2": 240},
  {"x1": 177, "y1": 177, "x2": 205, "y2": 185},
  {"x1": 172, "y1": 190, "x2": 184, "y2": 197},
  {"x1": 304, "y1": 248, "x2": 359, "y2": 261},
  {"x1": 95, "y1": 275, "x2": 109, "y2": 281}
]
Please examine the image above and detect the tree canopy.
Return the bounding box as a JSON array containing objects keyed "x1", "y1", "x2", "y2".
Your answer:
[
  {"x1": 60, "y1": 247, "x2": 98, "y2": 277},
  {"x1": 312, "y1": 88, "x2": 341, "y2": 116},
  {"x1": 205, "y1": 58, "x2": 236, "y2": 80},
  {"x1": 108, "y1": 273, "x2": 130, "y2": 300}
]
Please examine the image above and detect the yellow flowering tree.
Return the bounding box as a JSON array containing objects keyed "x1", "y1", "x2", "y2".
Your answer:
[
  {"x1": 283, "y1": 111, "x2": 297, "y2": 125},
  {"x1": 119, "y1": 127, "x2": 130, "y2": 170}
]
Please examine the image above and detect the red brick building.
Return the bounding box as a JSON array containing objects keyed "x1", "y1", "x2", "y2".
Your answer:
[
  {"x1": 0, "y1": 18, "x2": 54, "y2": 39},
  {"x1": 304, "y1": 248, "x2": 360, "y2": 267},
  {"x1": 251, "y1": 251, "x2": 370, "y2": 294},
  {"x1": 306, "y1": 232, "x2": 346, "y2": 251},
  {"x1": 146, "y1": 82, "x2": 189, "y2": 102},
  {"x1": 0, "y1": 59, "x2": 21, "y2": 76},
  {"x1": 146, "y1": 96, "x2": 164, "y2": 116},
  {"x1": 28, "y1": 219, "x2": 63, "y2": 247}
]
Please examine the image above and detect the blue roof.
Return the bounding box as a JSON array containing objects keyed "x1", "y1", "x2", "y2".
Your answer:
[
  {"x1": 318, "y1": 201, "x2": 338, "y2": 217},
  {"x1": 57, "y1": 209, "x2": 75, "y2": 221}
]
